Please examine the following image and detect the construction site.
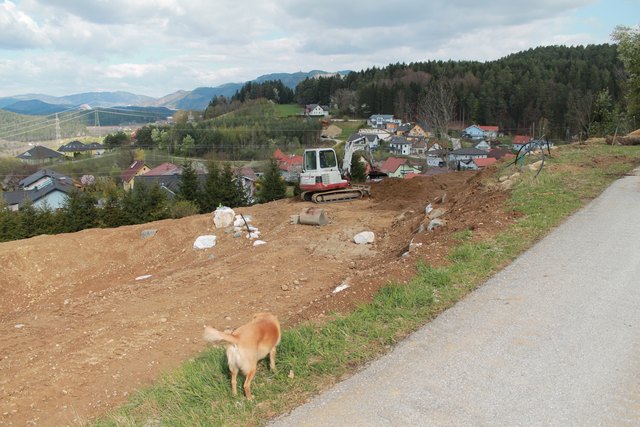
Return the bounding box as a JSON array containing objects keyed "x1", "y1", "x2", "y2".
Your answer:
[{"x1": 1, "y1": 165, "x2": 524, "y2": 425}]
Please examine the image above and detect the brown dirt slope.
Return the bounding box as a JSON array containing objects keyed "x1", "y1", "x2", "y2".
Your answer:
[{"x1": 0, "y1": 169, "x2": 517, "y2": 426}]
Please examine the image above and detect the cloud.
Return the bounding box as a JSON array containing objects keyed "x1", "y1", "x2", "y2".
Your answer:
[
  {"x1": 0, "y1": 0, "x2": 623, "y2": 97},
  {"x1": 0, "y1": 0, "x2": 49, "y2": 49}
]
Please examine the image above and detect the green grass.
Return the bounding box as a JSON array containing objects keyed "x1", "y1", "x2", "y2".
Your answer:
[
  {"x1": 96, "y1": 143, "x2": 640, "y2": 427},
  {"x1": 332, "y1": 120, "x2": 365, "y2": 139},
  {"x1": 273, "y1": 104, "x2": 303, "y2": 117}
]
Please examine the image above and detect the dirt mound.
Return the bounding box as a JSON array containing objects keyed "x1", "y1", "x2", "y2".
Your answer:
[{"x1": 0, "y1": 170, "x2": 516, "y2": 426}]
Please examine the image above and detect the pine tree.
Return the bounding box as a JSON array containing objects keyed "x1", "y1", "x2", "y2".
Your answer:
[
  {"x1": 200, "y1": 161, "x2": 222, "y2": 212},
  {"x1": 178, "y1": 161, "x2": 200, "y2": 208},
  {"x1": 218, "y1": 163, "x2": 248, "y2": 208},
  {"x1": 18, "y1": 200, "x2": 38, "y2": 238},
  {"x1": 99, "y1": 187, "x2": 128, "y2": 228},
  {"x1": 62, "y1": 190, "x2": 98, "y2": 232},
  {"x1": 146, "y1": 184, "x2": 170, "y2": 221},
  {"x1": 256, "y1": 159, "x2": 287, "y2": 203}
]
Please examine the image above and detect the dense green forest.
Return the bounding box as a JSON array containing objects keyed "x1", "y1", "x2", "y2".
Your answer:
[{"x1": 293, "y1": 44, "x2": 629, "y2": 139}]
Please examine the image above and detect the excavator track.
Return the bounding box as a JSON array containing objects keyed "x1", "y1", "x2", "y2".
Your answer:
[{"x1": 302, "y1": 185, "x2": 371, "y2": 204}]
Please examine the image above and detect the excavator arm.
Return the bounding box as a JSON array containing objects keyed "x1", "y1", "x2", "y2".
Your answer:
[{"x1": 342, "y1": 135, "x2": 373, "y2": 176}]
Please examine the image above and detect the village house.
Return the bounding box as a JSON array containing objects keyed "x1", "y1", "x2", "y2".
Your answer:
[
  {"x1": 462, "y1": 124, "x2": 500, "y2": 140},
  {"x1": 121, "y1": 160, "x2": 151, "y2": 191},
  {"x1": 512, "y1": 135, "x2": 533, "y2": 151},
  {"x1": 274, "y1": 149, "x2": 303, "y2": 183},
  {"x1": 426, "y1": 148, "x2": 447, "y2": 168},
  {"x1": 359, "y1": 127, "x2": 392, "y2": 142},
  {"x1": 474, "y1": 140, "x2": 492, "y2": 151},
  {"x1": 448, "y1": 147, "x2": 489, "y2": 170},
  {"x1": 2, "y1": 169, "x2": 76, "y2": 211},
  {"x1": 305, "y1": 104, "x2": 330, "y2": 117},
  {"x1": 388, "y1": 136, "x2": 412, "y2": 156},
  {"x1": 407, "y1": 122, "x2": 430, "y2": 139},
  {"x1": 347, "y1": 133, "x2": 380, "y2": 151},
  {"x1": 368, "y1": 114, "x2": 401, "y2": 129},
  {"x1": 379, "y1": 157, "x2": 421, "y2": 178},
  {"x1": 58, "y1": 140, "x2": 105, "y2": 158},
  {"x1": 472, "y1": 157, "x2": 497, "y2": 169},
  {"x1": 16, "y1": 145, "x2": 65, "y2": 164}
]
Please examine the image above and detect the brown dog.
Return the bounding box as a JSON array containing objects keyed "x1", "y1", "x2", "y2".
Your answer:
[{"x1": 203, "y1": 312, "x2": 281, "y2": 400}]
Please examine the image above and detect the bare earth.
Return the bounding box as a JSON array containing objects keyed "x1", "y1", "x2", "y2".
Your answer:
[{"x1": 0, "y1": 169, "x2": 516, "y2": 426}]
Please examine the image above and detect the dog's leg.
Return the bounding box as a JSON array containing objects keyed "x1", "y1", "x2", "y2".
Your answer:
[
  {"x1": 229, "y1": 366, "x2": 238, "y2": 396},
  {"x1": 243, "y1": 368, "x2": 256, "y2": 400},
  {"x1": 269, "y1": 346, "x2": 277, "y2": 370}
]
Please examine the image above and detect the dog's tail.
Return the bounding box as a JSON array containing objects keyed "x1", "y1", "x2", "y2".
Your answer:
[{"x1": 203, "y1": 326, "x2": 239, "y2": 345}]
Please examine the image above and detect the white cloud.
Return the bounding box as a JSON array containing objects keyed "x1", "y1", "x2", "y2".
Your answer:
[
  {"x1": 0, "y1": 0, "x2": 49, "y2": 49},
  {"x1": 0, "y1": 0, "x2": 626, "y2": 98}
]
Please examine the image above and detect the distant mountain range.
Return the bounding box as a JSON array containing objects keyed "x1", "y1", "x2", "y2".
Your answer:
[{"x1": 0, "y1": 70, "x2": 350, "y2": 116}]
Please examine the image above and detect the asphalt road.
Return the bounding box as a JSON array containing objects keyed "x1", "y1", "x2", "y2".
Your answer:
[{"x1": 271, "y1": 168, "x2": 640, "y2": 426}]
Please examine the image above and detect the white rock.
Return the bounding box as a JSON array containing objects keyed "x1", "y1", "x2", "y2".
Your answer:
[
  {"x1": 428, "y1": 218, "x2": 446, "y2": 231},
  {"x1": 332, "y1": 283, "x2": 350, "y2": 293},
  {"x1": 193, "y1": 235, "x2": 217, "y2": 249},
  {"x1": 233, "y1": 215, "x2": 252, "y2": 227},
  {"x1": 253, "y1": 240, "x2": 267, "y2": 246},
  {"x1": 354, "y1": 231, "x2": 375, "y2": 244},
  {"x1": 247, "y1": 231, "x2": 261, "y2": 239},
  {"x1": 213, "y1": 207, "x2": 235, "y2": 228},
  {"x1": 135, "y1": 274, "x2": 152, "y2": 281},
  {"x1": 428, "y1": 208, "x2": 446, "y2": 220},
  {"x1": 425, "y1": 203, "x2": 433, "y2": 214}
]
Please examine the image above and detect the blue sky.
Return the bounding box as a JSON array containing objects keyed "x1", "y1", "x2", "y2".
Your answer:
[{"x1": 0, "y1": 0, "x2": 637, "y2": 98}]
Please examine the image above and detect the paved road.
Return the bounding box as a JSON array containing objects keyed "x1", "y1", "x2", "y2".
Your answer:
[{"x1": 272, "y1": 169, "x2": 640, "y2": 426}]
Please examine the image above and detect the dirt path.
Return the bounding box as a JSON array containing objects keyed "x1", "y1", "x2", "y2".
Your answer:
[{"x1": 0, "y1": 170, "x2": 515, "y2": 426}]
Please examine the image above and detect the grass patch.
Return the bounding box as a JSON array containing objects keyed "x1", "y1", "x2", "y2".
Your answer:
[
  {"x1": 96, "y1": 143, "x2": 640, "y2": 427},
  {"x1": 273, "y1": 104, "x2": 303, "y2": 117},
  {"x1": 332, "y1": 120, "x2": 365, "y2": 139}
]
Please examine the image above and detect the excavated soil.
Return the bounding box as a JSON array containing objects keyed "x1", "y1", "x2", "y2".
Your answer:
[{"x1": 0, "y1": 168, "x2": 519, "y2": 426}]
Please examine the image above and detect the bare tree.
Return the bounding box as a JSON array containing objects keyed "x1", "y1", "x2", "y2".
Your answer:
[
  {"x1": 569, "y1": 91, "x2": 594, "y2": 141},
  {"x1": 417, "y1": 79, "x2": 456, "y2": 166}
]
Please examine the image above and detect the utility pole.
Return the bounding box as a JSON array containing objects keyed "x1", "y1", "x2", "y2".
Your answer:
[
  {"x1": 95, "y1": 110, "x2": 101, "y2": 137},
  {"x1": 55, "y1": 113, "x2": 61, "y2": 146}
]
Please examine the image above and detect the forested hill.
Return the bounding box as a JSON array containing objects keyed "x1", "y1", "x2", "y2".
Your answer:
[{"x1": 294, "y1": 44, "x2": 624, "y2": 138}]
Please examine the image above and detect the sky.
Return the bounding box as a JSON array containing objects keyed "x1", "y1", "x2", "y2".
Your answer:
[{"x1": 0, "y1": 0, "x2": 637, "y2": 99}]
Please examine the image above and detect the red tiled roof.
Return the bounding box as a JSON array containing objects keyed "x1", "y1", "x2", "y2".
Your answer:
[
  {"x1": 278, "y1": 154, "x2": 303, "y2": 171},
  {"x1": 473, "y1": 157, "x2": 497, "y2": 167},
  {"x1": 273, "y1": 149, "x2": 286, "y2": 160},
  {"x1": 512, "y1": 135, "x2": 533, "y2": 144},
  {"x1": 380, "y1": 157, "x2": 406, "y2": 174},
  {"x1": 121, "y1": 161, "x2": 147, "y2": 182},
  {"x1": 144, "y1": 162, "x2": 180, "y2": 176},
  {"x1": 479, "y1": 125, "x2": 499, "y2": 132}
]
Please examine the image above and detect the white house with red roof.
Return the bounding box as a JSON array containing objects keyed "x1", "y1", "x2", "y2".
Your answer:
[
  {"x1": 512, "y1": 135, "x2": 534, "y2": 151},
  {"x1": 380, "y1": 157, "x2": 421, "y2": 178}
]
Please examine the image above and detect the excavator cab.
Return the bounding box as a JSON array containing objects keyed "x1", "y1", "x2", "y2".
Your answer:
[
  {"x1": 299, "y1": 148, "x2": 369, "y2": 203},
  {"x1": 299, "y1": 148, "x2": 349, "y2": 194}
]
